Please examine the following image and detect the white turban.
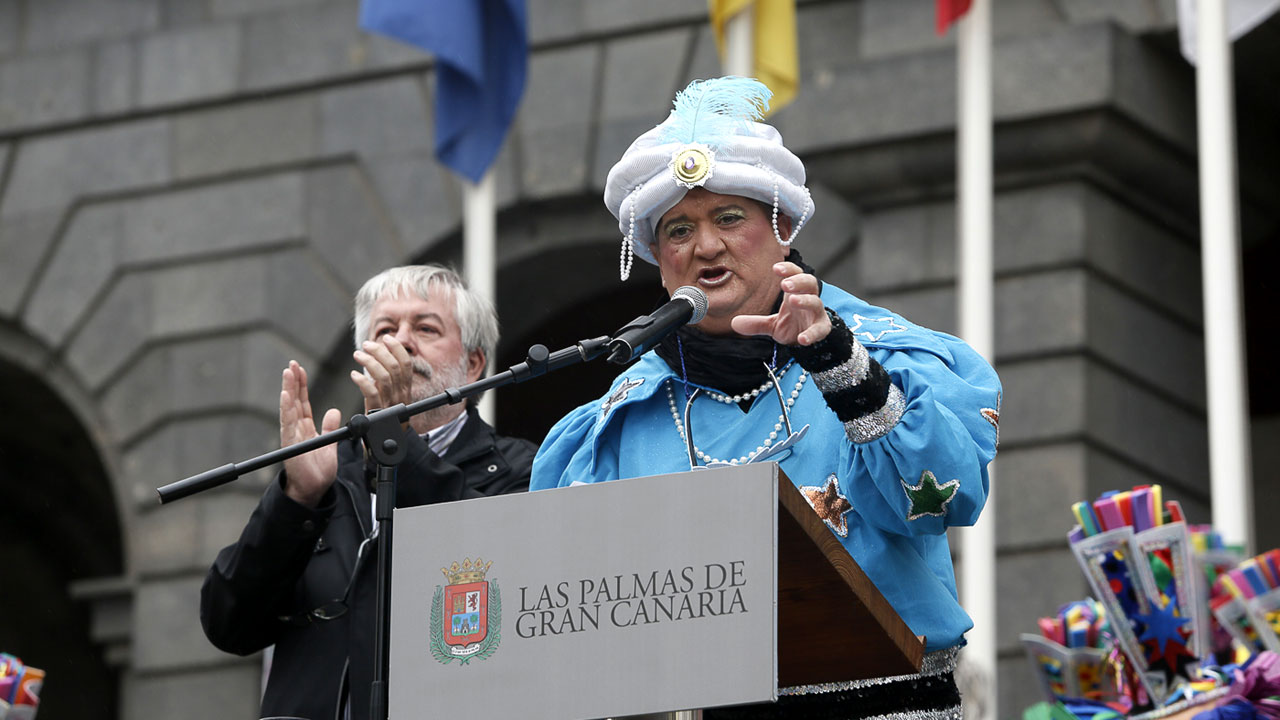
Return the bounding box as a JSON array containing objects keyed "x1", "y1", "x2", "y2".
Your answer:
[{"x1": 602, "y1": 77, "x2": 815, "y2": 277}]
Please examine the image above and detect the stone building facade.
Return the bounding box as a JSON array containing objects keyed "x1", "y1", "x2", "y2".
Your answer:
[{"x1": 0, "y1": 1, "x2": 1276, "y2": 718}]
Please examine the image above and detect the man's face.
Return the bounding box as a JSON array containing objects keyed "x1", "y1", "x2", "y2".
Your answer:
[
  {"x1": 366, "y1": 288, "x2": 484, "y2": 429},
  {"x1": 650, "y1": 188, "x2": 791, "y2": 336}
]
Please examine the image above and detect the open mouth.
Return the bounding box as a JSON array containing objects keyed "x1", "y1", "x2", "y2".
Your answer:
[{"x1": 697, "y1": 266, "x2": 731, "y2": 286}]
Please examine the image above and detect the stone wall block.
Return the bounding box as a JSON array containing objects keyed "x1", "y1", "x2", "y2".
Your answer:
[
  {"x1": 1085, "y1": 362, "x2": 1208, "y2": 493},
  {"x1": 998, "y1": 356, "x2": 1087, "y2": 445},
  {"x1": 120, "y1": 173, "x2": 307, "y2": 263},
  {"x1": 859, "y1": 202, "x2": 956, "y2": 292},
  {"x1": 1253, "y1": 418, "x2": 1280, "y2": 551},
  {"x1": 124, "y1": 663, "x2": 263, "y2": 720},
  {"x1": 160, "y1": 0, "x2": 210, "y2": 28},
  {"x1": 527, "y1": 0, "x2": 587, "y2": 45},
  {"x1": 364, "y1": 32, "x2": 426, "y2": 68},
  {"x1": 778, "y1": 50, "x2": 954, "y2": 153},
  {"x1": 1056, "y1": 0, "x2": 1175, "y2": 32},
  {"x1": 1086, "y1": 276, "x2": 1205, "y2": 410},
  {"x1": 241, "y1": 329, "x2": 318, "y2": 417},
  {"x1": 868, "y1": 269, "x2": 1088, "y2": 357},
  {"x1": 798, "y1": 1, "x2": 863, "y2": 78},
  {"x1": 1084, "y1": 448, "x2": 1173, "y2": 505},
  {"x1": 990, "y1": 0, "x2": 1066, "y2": 39},
  {"x1": 168, "y1": 335, "x2": 249, "y2": 415},
  {"x1": 582, "y1": 0, "x2": 706, "y2": 35},
  {"x1": 682, "y1": 25, "x2": 721, "y2": 84},
  {"x1": 2, "y1": 119, "x2": 171, "y2": 217},
  {"x1": 993, "y1": 444, "x2": 1087, "y2": 549},
  {"x1": 0, "y1": 49, "x2": 90, "y2": 131},
  {"x1": 242, "y1": 1, "x2": 410, "y2": 91},
  {"x1": 997, "y1": 270, "x2": 1087, "y2": 358},
  {"x1": 992, "y1": 24, "x2": 1112, "y2": 122},
  {"x1": 23, "y1": 205, "x2": 124, "y2": 348},
  {"x1": 857, "y1": 183, "x2": 1100, "y2": 294},
  {"x1": 125, "y1": 415, "x2": 276, "y2": 510},
  {"x1": 477, "y1": 128, "x2": 523, "y2": 210},
  {"x1": 94, "y1": 40, "x2": 137, "y2": 115},
  {"x1": 65, "y1": 274, "x2": 153, "y2": 391},
  {"x1": 365, "y1": 152, "x2": 460, "y2": 254},
  {"x1": 797, "y1": 183, "x2": 860, "y2": 276},
  {"x1": 995, "y1": 184, "x2": 1088, "y2": 271},
  {"x1": 995, "y1": 549, "x2": 1090, "y2": 652},
  {"x1": 132, "y1": 575, "x2": 231, "y2": 670},
  {"x1": 592, "y1": 30, "x2": 692, "y2": 185},
  {"x1": 139, "y1": 24, "x2": 241, "y2": 107},
  {"x1": 305, "y1": 165, "x2": 400, "y2": 293},
  {"x1": 1114, "y1": 31, "x2": 1197, "y2": 150},
  {"x1": 173, "y1": 96, "x2": 317, "y2": 179},
  {"x1": 999, "y1": 653, "x2": 1047, "y2": 720},
  {"x1": 319, "y1": 75, "x2": 432, "y2": 160},
  {"x1": 858, "y1": 0, "x2": 950, "y2": 61},
  {"x1": 26, "y1": 0, "x2": 160, "y2": 51},
  {"x1": 519, "y1": 45, "x2": 598, "y2": 200},
  {"x1": 149, "y1": 257, "x2": 269, "y2": 337},
  {"x1": 132, "y1": 498, "x2": 202, "y2": 574},
  {"x1": 210, "y1": 0, "x2": 324, "y2": 20},
  {"x1": 0, "y1": 211, "x2": 61, "y2": 317},
  {"x1": 100, "y1": 346, "x2": 173, "y2": 444},
  {"x1": 264, "y1": 250, "x2": 352, "y2": 357},
  {"x1": 0, "y1": 3, "x2": 17, "y2": 57},
  {"x1": 1082, "y1": 189, "x2": 1201, "y2": 324},
  {"x1": 864, "y1": 286, "x2": 958, "y2": 337}
]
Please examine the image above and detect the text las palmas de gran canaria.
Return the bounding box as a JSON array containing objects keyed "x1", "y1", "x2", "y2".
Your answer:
[{"x1": 514, "y1": 562, "x2": 750, "y2": 638}]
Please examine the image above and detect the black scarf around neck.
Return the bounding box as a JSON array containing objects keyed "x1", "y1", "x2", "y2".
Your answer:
[{"x1": 654, "y1": 249, "x2": 820, "y2": 396}]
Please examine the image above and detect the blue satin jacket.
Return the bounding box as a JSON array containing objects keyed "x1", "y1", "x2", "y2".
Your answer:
[{"x1": 531, "y1": 283, "x2": 1001, "y2": 652}]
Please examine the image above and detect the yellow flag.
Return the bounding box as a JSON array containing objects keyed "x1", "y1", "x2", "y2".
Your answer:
[{"x1": 708, "y1": 0, "x2": 798, "y2": 115}]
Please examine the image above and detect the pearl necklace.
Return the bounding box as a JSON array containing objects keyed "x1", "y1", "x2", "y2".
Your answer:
[
  {"x1": 704, "y1": 361, "x2": 794, "y2": 404},
  {"x1": 666, "y1": 370, "x2": 807, "y2": 466}
]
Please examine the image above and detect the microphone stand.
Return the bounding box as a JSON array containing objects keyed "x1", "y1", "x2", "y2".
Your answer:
[{"x1": 156, "y1": 336, "x2": 610, "y2": 720}]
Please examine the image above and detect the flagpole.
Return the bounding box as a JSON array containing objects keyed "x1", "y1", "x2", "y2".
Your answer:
[
  {"x1": 464, "y1": 170, "x2": 497, "y2": 425},
  {"x1": 957, "y1": 0, "x2": 997, "y2": 717},
  {"x1": 1195, "y1": 0, "x2": 1254, "y2": 553},
  {"x1": 724, "y1": 4, "x2": 754, "y2": 76}
]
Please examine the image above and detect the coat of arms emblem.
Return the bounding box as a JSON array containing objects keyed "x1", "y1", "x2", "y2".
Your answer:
[{"x1": 430, "y1": 558, "x2": 501, "y2": 665}]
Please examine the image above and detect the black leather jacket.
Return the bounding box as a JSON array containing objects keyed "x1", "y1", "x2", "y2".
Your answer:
[{"x1": 200, "y1": 406, "x2": 534, "y2": 720}]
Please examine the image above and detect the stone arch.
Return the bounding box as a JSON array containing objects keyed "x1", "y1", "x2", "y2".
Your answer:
[{"x1": 0, "y1": 323, "x2": 125, "y2": 720}]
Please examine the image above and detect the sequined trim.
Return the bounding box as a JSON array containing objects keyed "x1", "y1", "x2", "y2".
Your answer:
[
  {"x1": 846, "y1": 706, "x2": 961, "y2": 720},
  {"x1": 846, "y1": 383, "x2": 905, "y2": 443},
  {"x1": 810, "y1": 338, "x2": 871, "y2": 393},
  {"x1": 779, "y1": 647, "x2": 960, "y2": 696}
]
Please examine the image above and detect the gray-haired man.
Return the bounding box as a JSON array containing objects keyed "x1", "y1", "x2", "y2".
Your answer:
[{"x1": 201, "y1": 265, "x2": 534, "y2": 720}]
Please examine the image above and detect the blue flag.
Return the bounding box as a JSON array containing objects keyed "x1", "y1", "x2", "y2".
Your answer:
[{"x1": 360, "y1": 0, "x2": 528, "y2": 183}]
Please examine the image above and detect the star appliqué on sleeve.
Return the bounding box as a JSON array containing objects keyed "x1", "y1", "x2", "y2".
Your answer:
[
  {"x1": 800, "y1": 474, "x2": 853, "y2": 537},
  {"x1": 901, "y1": 470, "x2": 959, "y2": 521},
  {"x1": 600, "y1": 377, "x2": 644, "y2": 418},
  {"x1": 849, "y1": 314, "x2": 907, "y2": 343}
]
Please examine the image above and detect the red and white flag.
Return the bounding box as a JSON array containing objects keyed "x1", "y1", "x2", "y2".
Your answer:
[{"x1": 936, "y1": 0, "x2": 973, "y2": 34}]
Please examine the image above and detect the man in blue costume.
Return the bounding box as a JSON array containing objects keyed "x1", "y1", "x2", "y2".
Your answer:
[{"x1": 531, "y1": 77, "x2": 1001, "y2": 719}]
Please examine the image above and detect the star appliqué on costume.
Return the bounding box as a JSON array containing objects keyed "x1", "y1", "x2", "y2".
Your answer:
[
  {"x1": 600, "y1": 377, "x2": 644, "y2": 418},
  {"x1": 800, "y1": 474, "x2": 853, "y2": 537},
  {"x1": 849, "y1": 314, "x2": 907, "y2": 343},
  {"x1": 901, "y1": 470, "x2": 959, "y2": 521}
]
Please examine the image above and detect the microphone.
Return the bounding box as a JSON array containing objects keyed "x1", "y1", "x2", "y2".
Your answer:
[{"x1": 607, "y1": 286, "x2": 709, "y2": 364}]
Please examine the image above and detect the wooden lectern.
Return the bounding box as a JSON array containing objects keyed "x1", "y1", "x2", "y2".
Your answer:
[
  {"x1": 775, "y1": 468, "x2": 924, "y2": 686},
  {"x1": 388, "y1": 463, "x2": 925, "y2": 720}
]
